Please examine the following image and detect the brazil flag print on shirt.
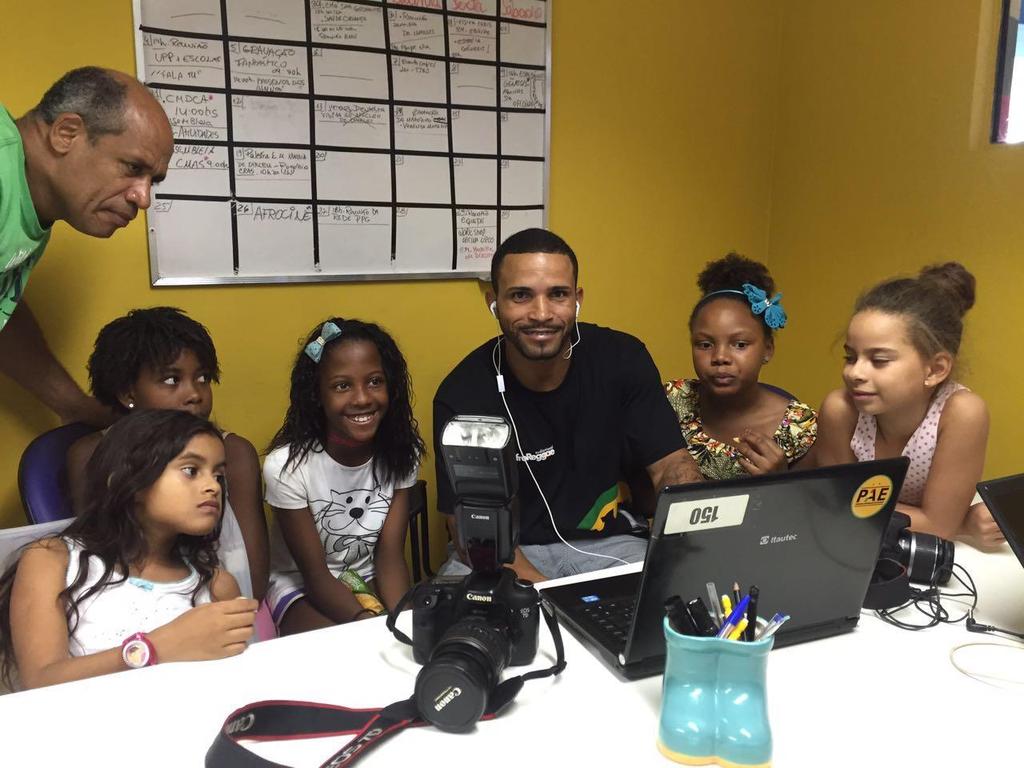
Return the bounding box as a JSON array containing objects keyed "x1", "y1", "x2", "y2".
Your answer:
[{"x1": 577, "y1": 482, "x2": 632, "y2": 532}]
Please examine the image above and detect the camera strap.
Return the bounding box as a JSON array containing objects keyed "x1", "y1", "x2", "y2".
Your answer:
[
  {"x1": 206, "y1": 600, "x2": 566, "y2": 767},
  {"x1": 206, "y1": 697, "x2": 424, "y2": 768}
]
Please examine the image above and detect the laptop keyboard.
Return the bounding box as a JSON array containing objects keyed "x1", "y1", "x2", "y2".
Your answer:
[{"x1": 578, "y1": 597, "x2": 635, "y2": 652}]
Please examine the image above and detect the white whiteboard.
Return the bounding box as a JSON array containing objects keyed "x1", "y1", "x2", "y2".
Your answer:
[{"x1": 132, "y1": 0, "x2": 550, "y2": 285}]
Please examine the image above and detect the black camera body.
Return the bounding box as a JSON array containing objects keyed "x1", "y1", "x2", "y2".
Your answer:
[{"x1": 411, "y1": 569, "x2": 540, "y2": 666}]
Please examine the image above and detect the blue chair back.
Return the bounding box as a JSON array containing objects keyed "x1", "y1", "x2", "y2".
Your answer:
[
  {"x1": 760, "y1": 383, "x2": 797, "y2": 401},
  {"x1": 18, "y1": 422, "x2": 99, "y2": 524}
]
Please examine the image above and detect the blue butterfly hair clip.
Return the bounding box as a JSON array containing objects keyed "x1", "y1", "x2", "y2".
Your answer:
[
  {"x1": 304, "y1": 321, "x2": 343, "y2": 363},
  {"x1": 741, "y1": 283, "x2": 787, "y2": 329}
]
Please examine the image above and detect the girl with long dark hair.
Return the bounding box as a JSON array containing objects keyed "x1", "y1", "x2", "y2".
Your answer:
[
  {"x1": 264, "y1": 318, "x2": 425, "y2": 635},
  {"x1": 0, "y1": 409, "x2": 257, "y2": 690}
]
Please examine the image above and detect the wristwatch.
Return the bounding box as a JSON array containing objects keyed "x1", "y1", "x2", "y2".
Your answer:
[{"x1": 121, "y1": 632, "x2": 158, "y2": 669}]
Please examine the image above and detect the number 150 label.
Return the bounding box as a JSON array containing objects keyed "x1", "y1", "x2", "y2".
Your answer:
[{"x1": 664, "y1": 494, "x2": 749, "y2": 535}]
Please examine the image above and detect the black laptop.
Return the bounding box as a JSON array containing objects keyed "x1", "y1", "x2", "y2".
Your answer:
[
  {"x1": 541, "y1": 458, "x2": 909, "y2": 680},
  {"x1": 977, "y1": 473, "x2": 1024, "y2": 568}
]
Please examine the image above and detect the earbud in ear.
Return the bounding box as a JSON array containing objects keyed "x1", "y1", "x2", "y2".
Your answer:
[
  {"x1": 575, "y1": 301, "x2": 580, "y2": 318},
  {"x1": 490, "y1": 301, "x2": 497, "y2": 318}
]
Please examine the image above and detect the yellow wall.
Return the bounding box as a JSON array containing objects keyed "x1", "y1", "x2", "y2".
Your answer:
[
  {"x1": 9, "y1": 0, "x2": 1018, "y2": 559},
  {"x1": 0, "y1": 2, "x2": 783, "y2": 568},
  {"x1": 767, "y1": 0, "x2": 1023, "y2": 480}
]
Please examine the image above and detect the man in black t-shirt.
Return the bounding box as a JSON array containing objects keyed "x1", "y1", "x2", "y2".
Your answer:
[{"x1": 433, "y1": 228, "x2": 703, "y2": 581}]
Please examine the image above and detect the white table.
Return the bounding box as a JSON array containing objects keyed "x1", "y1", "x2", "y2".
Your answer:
[{"x1": 1, "y1": 543, "x2": 1020, "y2": 767}]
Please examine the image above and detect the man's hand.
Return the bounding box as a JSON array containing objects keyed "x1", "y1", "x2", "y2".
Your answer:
[
  {"x1": 647, "y1": 448, "x2": 703, "y2": 489},
  {"x1": 508, "y1": 549, "x2": 548, "y2": 584}
]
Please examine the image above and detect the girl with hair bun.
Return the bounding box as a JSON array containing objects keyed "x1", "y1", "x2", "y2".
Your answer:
[
  {"x1": 815, "y1": 262, "x2": 1003, "y2": 548},
  {"x1": 665, "y1": 253, "x2": 817, "y2": 480}
]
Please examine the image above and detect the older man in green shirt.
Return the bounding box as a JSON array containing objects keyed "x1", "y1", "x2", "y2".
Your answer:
[{"x1": 0, "y1": 67, "x2": 172, "y2": 424}]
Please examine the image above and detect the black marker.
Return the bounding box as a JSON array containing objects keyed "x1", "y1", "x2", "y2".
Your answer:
[
  {"x1": 745, "y1": 586, "x2": 760, "y2": 642},
  {"x1": 665, "y1": 595, "x2": 698, "y2": 635},
  {"x1": 686, "y1": 597, "x2": 718, "y2": 637}
]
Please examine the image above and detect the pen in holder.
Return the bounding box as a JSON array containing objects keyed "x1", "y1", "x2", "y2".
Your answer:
[{"x1": 658, "y1": 618, "x2": 773, "y2": 768}]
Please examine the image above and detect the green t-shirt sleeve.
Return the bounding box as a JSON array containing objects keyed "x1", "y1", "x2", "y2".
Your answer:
[{"x1": 0, "y1": 242, "x2": 46, "y2": 330}]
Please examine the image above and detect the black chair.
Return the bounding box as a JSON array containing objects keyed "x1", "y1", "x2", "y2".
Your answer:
[{"x1": 407, "y1": 479, "x2": 433, "y2": 583}]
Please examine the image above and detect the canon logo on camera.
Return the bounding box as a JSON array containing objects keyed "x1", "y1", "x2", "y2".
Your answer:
[
  {"x1": 434, "y1": 686, "x2": 463, "y2": 712},
  {"x1": 465, "y1": 592, "x2": 492, "y2": 603}
]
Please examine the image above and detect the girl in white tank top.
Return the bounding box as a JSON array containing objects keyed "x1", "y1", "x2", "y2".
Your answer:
[{"x1": 0, "y1": 411, "x2": 258, "y2": 691}]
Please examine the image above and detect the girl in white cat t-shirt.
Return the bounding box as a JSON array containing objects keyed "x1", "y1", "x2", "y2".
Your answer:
[{"x1": 264, "y1": 317, "x2": 425, "y2": 636}]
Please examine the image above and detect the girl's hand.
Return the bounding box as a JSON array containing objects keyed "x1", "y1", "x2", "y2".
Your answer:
[
  {"x1": 957, "y1": 502, "x2": 1006, "y2": 551},
  {"x1": 734, "y1": 431, "x2": 788, "y2": 475},
  {"x1": 149, "y1": 598, "x2": 258, "y2": 663}
]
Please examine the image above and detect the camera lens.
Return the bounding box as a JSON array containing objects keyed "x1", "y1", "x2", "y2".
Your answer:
[
  {"x1": 896, "y1": 531, "x2": 955, "y2": 585},
  {"x1": 413, "y1": 617, "x2": 511, "y2": 732}
]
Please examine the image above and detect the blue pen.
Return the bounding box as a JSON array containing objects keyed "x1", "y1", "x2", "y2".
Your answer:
[
  {"x1": 715, "y1": 594, "x2": 751, "y2": 638},
  {"x1": 756, "y1": 612, "x2": 788, "y2": 640},
  {"x1": 759, "y1": 615, "x2": 791, "y2": 640}
]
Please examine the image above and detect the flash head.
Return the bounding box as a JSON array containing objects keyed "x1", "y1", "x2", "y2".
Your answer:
[
  {"x1": 441, "y1": 415, "x2": 520, "y2": 571},
  {"x1": 441, "y1": 415, "x2": 517, "y2": 503}
]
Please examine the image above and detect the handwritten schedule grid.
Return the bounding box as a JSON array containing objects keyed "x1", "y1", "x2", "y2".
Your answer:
[{"x1": 135, "y1": 0, "x2": 549, "y2": 283}]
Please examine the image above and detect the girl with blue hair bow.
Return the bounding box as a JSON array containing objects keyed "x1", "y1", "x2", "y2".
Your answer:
[
  {"x1": 665, "y1": 253, "x2": 817, "y2": 480},
  {"x1": 263, "y1": 318, "x2": 425, "y2": 636}
]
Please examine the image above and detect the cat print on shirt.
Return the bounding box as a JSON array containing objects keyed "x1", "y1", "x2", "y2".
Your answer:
[{"x1": 312, "y1": 485, "x2": 392, "y2": 566}]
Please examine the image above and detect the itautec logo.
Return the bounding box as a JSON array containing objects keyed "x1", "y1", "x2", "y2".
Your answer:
[
  {"x1": 516, "y1": 446, "x2": 555, "y2": 462},
  {"x1": 760, "y1": 534, "x2": 798, "y2": 545},
  {"x1": 434, "y1": 686, "x2": 463, "y2": 712}
]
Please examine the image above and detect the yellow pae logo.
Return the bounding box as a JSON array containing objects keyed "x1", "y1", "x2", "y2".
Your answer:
[{"x1": 851, "y1": 475, "x2": 894, "y2": 518}]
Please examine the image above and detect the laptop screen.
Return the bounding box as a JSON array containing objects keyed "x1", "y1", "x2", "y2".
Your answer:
[
  {"x1": 978, "y1": 474, "x2": 1024, "y2": 569},
  {"x1": 624, "y1": 457, "x2": 910, "y2": 663}
]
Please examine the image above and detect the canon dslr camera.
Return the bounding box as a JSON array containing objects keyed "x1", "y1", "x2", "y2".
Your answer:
[{"x1": 409, "y1": 416, "x2": 541, "y2": 731}]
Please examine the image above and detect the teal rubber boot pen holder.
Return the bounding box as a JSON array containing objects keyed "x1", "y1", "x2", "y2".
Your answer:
[{"x1": 658, "y1": 618, "x2": 773, "y2": 767}]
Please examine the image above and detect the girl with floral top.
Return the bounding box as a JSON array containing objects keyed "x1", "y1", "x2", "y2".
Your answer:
[{"x1": 665, "y1": 253, "x2": 816, "y2": 480}]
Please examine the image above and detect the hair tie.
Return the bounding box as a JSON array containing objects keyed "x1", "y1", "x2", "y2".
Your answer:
[{"x1": 304, "y1": 321, "x2": 342, "y2": 363}]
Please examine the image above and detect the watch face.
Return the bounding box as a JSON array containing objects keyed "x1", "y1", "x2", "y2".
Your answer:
[{"x1": 122, "y1": 639, "x2": 152, "y2": 668}]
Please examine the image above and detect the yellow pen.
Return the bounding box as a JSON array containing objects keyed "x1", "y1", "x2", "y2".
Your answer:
[
  {"x1": 721, "y1": 595, "x2": 733, "y2": 617},
  {"x1": 728, "y1": 618, "x2": 749, "y2": 641}
]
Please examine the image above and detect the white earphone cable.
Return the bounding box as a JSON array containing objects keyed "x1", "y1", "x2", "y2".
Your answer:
[
  {"x1": 492, "y1": 335, "x2": 629, "y2": 568},
  {"x1": 948, "y1": 641, "x2": 1024, "y2": 689},
  {"x1": 564, "y1": 304, "x2": 582, "y2": 359}
]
